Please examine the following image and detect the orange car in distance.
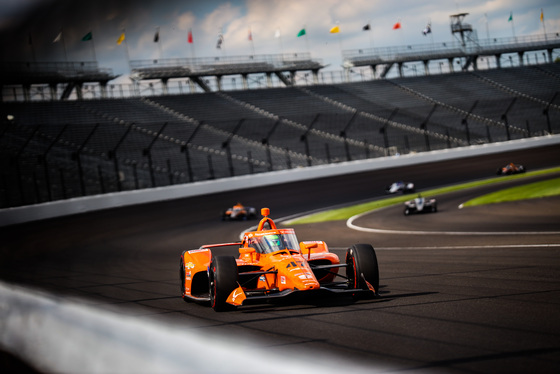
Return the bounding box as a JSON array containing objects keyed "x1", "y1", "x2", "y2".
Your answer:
[
  {"x1": 180, "y1": 208, "x2": 380, "y2": 311},
  {"x1": 221, "y1": 202, "x2": 257, "y2": 221},
  {"x1": 496, "y1": 162, "x2": 526, "y2": 175}
]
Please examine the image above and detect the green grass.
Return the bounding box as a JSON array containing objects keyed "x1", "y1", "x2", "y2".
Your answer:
[
  {"x1": 461, "y1": 177, "x2": 560, "y2": 207},
  {"x1": 286, "y1": 166, "x2": 560, "y2": 224}
]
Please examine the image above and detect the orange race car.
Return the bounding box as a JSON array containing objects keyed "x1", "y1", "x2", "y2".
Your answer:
[
  {"x1": 496, "y1": 162, "x2": 526, "y2": 175},
  {"x1": 180, "y1": 208, "x2": 380, "y2": 311},
  {"x1": 221, "y1": 202, "x2": 257, "y2": 221}
]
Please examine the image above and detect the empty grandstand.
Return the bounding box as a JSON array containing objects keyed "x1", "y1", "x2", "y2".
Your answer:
[{"x1": 2, "y1": 60, "x2": 559, "y2": 209}]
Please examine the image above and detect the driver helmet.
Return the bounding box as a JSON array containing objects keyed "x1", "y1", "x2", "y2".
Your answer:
[{"x1": 266, "y1": 234, "x2": 284, "y2": 249}]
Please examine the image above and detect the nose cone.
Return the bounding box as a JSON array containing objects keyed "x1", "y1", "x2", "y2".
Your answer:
[
  {"x1": 277, "y1": 256, "x2": 320, "y2": 291},
  {"x1": 291, "y1": 271, "x2": 320, "y2": 290}
]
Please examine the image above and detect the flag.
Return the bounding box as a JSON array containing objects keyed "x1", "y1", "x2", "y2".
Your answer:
[
  {"x1": 53, "y1": 31, "x2": 62, "y2": 43},
  {"x1": 540, "y1": 9, "x2": 544, "y2": 22},
  {"x1": 188, "y1": 29, "x2": 193, "y2": 43},
  {"x1": 248, "y1": 28, "x2": 252, "y2": 41},
  {"x1": 297, "y1": 28, "x2": 306, "y2": 37},
  {"x1": 508, "y1": 12, "x2": 513, "y2": 22},
  {"x1": 117, "y1": 32, "x2": 125, "y2": 45},
  {"x1": 422, "y1": 22, "x2": 431, "y2": 35},
  {"x1": 154, "y1": 29, "x2": 159, "y2": 43},
  {"x1": 274, "y1": 29, "x2": 281, "y2": 38},
  {"x1": 363, "y1": 23, "x2": 370, "y2": 31},
  {"x1": 330, "y1": 25, "x2": 340, "y2": 34},
  {"x1": 393, "y1": 21, "x2": 401, "y2": 30},
  {"x1": 81, "y1": 32, "x2": 92, "y2": 41},
  {"x1": 216, "y1": 31, "x2": 223, "y2": 49}
]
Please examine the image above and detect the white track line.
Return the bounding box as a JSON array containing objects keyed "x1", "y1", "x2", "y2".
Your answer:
[
  {"x1": 347, "y1": 211, "x2": 560, "y2": 236},
  {"x1": 333, "y1": 244, "x2": 560, "y2": 250}
]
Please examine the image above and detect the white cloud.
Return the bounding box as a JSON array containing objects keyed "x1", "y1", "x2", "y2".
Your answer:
[{"x1": 2, "y1": 0, "x2": 559, "y2": 77}]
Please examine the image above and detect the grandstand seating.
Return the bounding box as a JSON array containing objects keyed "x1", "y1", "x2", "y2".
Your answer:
[{"x1": 1, "y1": 63, "x2": 559, "y2": 208}]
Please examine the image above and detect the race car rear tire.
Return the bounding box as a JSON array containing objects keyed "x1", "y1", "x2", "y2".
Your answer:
[
  {"x1": 180, "y1": 256, "x2": 189, "y2": 302},
  {"x1": 346, "y1": 244, "x2": 379, "y2": 298},
  {"x1": 210, "y1": 256, "x2": 239, "y2": 311}
]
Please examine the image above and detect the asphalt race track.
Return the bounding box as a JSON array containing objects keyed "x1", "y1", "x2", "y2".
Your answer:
[{"x1": 1, "y1": 145, "x2": 560, "y2": 373}]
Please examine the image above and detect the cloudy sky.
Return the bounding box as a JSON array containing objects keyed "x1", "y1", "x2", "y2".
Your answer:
[{"x1": 1, "y1": 0, "x2": 558, "y2": 81}]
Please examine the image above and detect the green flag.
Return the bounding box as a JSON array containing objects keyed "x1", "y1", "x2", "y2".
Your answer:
[
  {"x1": 297, "y1": 28, "x2": 306, "y2": 37},
  {"x1": 82, "y1": 32, "x2": 92, "y2": 41},
  {"x1": 508, "y1": 12, "x2": 512, "y2": 22}
]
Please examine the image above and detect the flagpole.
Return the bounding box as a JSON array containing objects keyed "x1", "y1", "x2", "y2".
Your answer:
[
  {"x1": 249, "y1": 27, "x2": 255, "y2": 56},
  {"x1": 509, "y1": 12, "x2": 516, "y2": 41},
  {"x1": 190, "y1": 42, "x2": 196, "y2": 61},
  {"x1": 484, "y1": 13, "x2": 490, "y2": 40},
  {"x1": 189, "y1": 30, "x2": 196, "y2": 61},
  {"x1": 275, "y1": 28, "x2": 284, "y2": 58},
  {"x1": 61, "y1": 28, "x2": 68, "y2": 62},
  {"x1": 337, "y1": 29, "x2": 342, "y2": 54},
  {"x1": 90, "y1": 32, "x2": 97, "y2": 62},
  {"x1": 155, "y1": 27, "x2": 163, "y2": 60},
  {"x1": 60, "y1": 29, "x2": 68, "y2": 62},
  {"x1": 368, "y1": 21, "x2": 373, "y2": 49},
  {"x1": 304, "y1": 25, "x2": 310, "y2": 55},
  {"x1": 28, "y1": 34, "x2": 36, "y2": 62},
  {"x1": 121, "y1": 28, "x2": 130, "y2": 71},
  {"x1": 334, "y1": 22, "x2": 342, "y2": 56},
  {"x1": 216, "y1": 27, "x2": 226, "y2": 58},
  {"x1": 427, "y1": 19, "x2": 434, "y2": 47},
  {"x1": 397, "y1": 19, "x2": 404, "y2": 46},
  {"x1": 541, "y1": 9, "x2": 547, "y2": 41}
]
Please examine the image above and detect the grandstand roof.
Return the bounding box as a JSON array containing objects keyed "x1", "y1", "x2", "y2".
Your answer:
[
  {"x1": 0, "y1": 61, "x2": 118, "y2": 86},
  {"x1": 129, "y1": 53, "x2": 324, "y2": 81},
  {"x1": 343, "y1": 33, "x2": 560, "y2": 69}
]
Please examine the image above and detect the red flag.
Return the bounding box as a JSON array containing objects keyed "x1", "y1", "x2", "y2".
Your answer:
[
  {"x1": 188, "y1": 29, "x2": 193, "y2": 44},
  {"x1": 248, "y1": 28, "x2": 252, "y2": 41},
  {"x1": 393, "y1": 21, "x2": 401, "y2": 30}
]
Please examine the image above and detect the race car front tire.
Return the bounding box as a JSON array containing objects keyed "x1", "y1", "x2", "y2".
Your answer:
[
  {"x1": 210, "y1": 256, "x2": 239, "y2": 311},
  {"x1": 346, "y1": 244, "x2": 379, "y2": 297}
]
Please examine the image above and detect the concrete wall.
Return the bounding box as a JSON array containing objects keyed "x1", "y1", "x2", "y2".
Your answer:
[{"x1": 1, "y1": 134, "x2": 559, "y2": 227}]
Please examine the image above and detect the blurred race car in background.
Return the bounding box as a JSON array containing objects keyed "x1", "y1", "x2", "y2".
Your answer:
[
  {"x1": 181, "y1": 208, "x2": 380, "y2": 311},
  {"x1": 221, "y1": 203, "x2": 257, "y2": 220},
  {"x1": 404, "y1": 195, "x2": 437, "y2": 215},
  {"x1": 386, "y1": 181, "x2": 415, "y2": 194},
  {"x1": 496, "y1": 163, "x2": 526, "y2": 175}
]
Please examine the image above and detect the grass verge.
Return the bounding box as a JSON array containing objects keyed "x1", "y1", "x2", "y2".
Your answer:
[
  {"x1": 461, "y1": 177, "x2": 560, "y2": 207},
  {"x1": 287, "y1": 166, "x2": 560, "y2": 224}
]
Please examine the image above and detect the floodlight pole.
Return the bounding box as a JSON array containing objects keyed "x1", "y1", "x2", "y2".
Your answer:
[
  {"x1": 143, "y1": 122, "x2": 169, "y2": 188},
  {"x1": 462, "y1": 100, "x2": 478, "y2": 145},
  {"x1": 501, "y1": 98, "x2": 517, "y2": 141},
  {"x1": 109, "y1": 123, "x2": 134, "y2": 192},
  {"x1": 420, "y1": 104, "x2": 437, "y2": 151},
  {"x1": 262, "y1": 118, "x2": 282, "y2": 171},
  {"x1": 543, "y1": 92, "x2": 558, "y2": 135},
  {"x1": 301, "y1": 114, "x2": 320, "y2": 166},
  {"x1": 40, "y1": 125, "x2": 67, "y2": 201},
  {"x1": 340, "y1": 111, "x2": 358, "y2": 162},
  {"x1": 14, "y1": 125, "x2": 40, "y2": 204},
  {"x1": 73, "y1": 123, "x2": 99, "y2": 196},
  {"x1": 380, "y1": 108, "x2": 399, "y2": 155},
  {"x1": 181, "y1": 121, "x2": 203, "y2": 182},
  {"x1": 222, "y1": 119, "x2": 244, "y2": 177}
]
